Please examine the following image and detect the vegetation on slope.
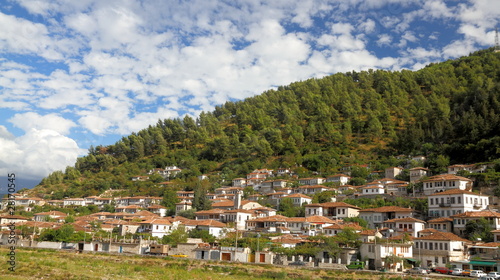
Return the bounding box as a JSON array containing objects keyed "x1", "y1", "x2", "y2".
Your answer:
[{"x1": 31, "y1": 48, "x2": 500, "y2": 200}]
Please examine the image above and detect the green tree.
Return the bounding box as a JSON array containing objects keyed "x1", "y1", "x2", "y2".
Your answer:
[
  {"x1": 465, "y1": 218, "x2": 493, "y2": 242},
  {"x1": 161, "y1": 225, "x2": 188, "y2": 247},
  {"x1": 188, "y1": 229, "x2": 216, "y2": 243}
]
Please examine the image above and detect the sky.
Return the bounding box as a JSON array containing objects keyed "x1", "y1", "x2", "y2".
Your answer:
[{"x1": 0, "y1": 0, "x2": 499, "y2": 187}]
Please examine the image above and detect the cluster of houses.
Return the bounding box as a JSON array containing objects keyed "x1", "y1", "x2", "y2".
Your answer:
[{"x1": 1, "y1": 161, "x2": 500, "y2": 272}]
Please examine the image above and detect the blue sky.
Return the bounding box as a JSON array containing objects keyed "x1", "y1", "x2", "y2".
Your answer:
[{"x1": 0, "y1": 0, "x2": 499, "y2": 184}]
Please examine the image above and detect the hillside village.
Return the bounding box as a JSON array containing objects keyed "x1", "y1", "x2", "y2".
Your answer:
[{"x1": 2, "y1": 158, "x2": 500, "y2": 274}]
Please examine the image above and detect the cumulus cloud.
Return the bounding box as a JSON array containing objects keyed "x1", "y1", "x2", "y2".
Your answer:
[
  {"x1": 9, "y1": 112, "x2": 77, "y2": 135},
  {"x1": 0, "y1": 126, "x2": 82, "y2": 179},
  {"x1": 1, "y1": 0, "x2": 499, "y2": 182}
]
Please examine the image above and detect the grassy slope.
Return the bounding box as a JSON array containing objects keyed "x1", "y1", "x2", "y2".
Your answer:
[{"x1": 0, "y1": 247, "x2": 450, "y2": 280}]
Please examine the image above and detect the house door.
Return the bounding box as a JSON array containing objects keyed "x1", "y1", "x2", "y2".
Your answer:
[
  {"x1": 94, "y1": 243, "x2": 98, "y2": 251},
  {"x1": 119, "y1": 246, "x2": 123, "y2": 253},
  {"x1": 221, "y1": 253, "x2": 231, "y2": 261},
  {"x1": 259, "y1": 254, "x2": 265, "y2": 263}
]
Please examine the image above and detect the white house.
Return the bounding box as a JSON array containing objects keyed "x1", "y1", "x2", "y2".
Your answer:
[
  {"x1": 428, "y1": 189, "x2": 489, "y2": 218},
  {"x1": 361, "y1": 185, "x2": 385, "y2": 196},
  {"x1": 63, "y1": 198, "x2": 86, "y2": 207},
  {"x1": 304, "y1": 202, "x2": 360, "y2": 219},
  {"x1": 281, "y1": 193, "x2": 312, "y2": 207},
  {"x1": 382, "y1": 217, "x2": 425, "y2": 238},
  {"x1": 427, "y1": 217, "x2": 453, "y2": 233},
  {"x1": 33, "y1": 211, "x2": 67, "y2": 222},
  {"x1": 298, "y1": 178, "x2": 326, "y2": 185},
  {"x1": 421, "y1": 174, "x2": 472, "y2": 195},
  {"x1": 232, "y1": 178, "x2": 247, "y2": 187},
  {"x1": 414, "y1": 231, "x2": 470, "y2": 268},
  {"x1": 326, "y1": 174, "x2": 351, "y2": 186},
  {"x1": 358, "y1": 206, "x2": 415, "y2": 229},
  {"x1": 295, "y1": 185, "x2": 332, "y2": 195},
  {"x1": 447, "y1": 164, "x2": 475, "y2": 175},
  {"x1": 451, "y1": 210, "x2": 500, "y2": 236},
  {"x1": 219, "y1": 209, "x2": 256, "y2": 231},
  {"x1": 138, "y1": 218, "x2": 173, "y2": 238},
  {"x1": 385, "y1": 167, "x2": 404, "y2": 179},
  {"x1": 360, "y1": 240, "x2": 413, "y2": 271},
  {"x1": 409, "y1": 167, "x2": 429, "y2": 183}
]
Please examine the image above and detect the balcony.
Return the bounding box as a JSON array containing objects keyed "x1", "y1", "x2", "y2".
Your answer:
[
  {"x1": 439, "y1": 203, "x2": 451, "y2": 207},
  {"x1": 473, "y1": 203, "x2": 483, "y2": 209}
]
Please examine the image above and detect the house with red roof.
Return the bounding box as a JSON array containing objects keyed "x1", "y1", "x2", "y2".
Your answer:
[
  {"x1": 304, "y1": 202, "x2": 360, "y2": 219},
  {"x1": 428, "y1": 189, "x2": 489, "y2": 218},
  {"x1": 33, "y1": 211, "x2": 68, "y2": 222},
  {"x1": 358, "y1": 206, "x2": 415, "y2": 229},
  {"x1": 414, "y1": 231, "x2": 470, "y2": 268},
  {"x1": 326, "y1": 174, "x2": 351, "y2": 186},
  {"x1": 451, "y1": 210, "x2": 500, "y2": 237},
  {"x1": 382, "y1": 217, "x2": 425, "y2": 238},
  {"x1": 421, "y1": 174, "x2": 472, "y2": 195}
]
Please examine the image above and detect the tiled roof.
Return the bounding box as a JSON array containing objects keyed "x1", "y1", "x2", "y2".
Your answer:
[
  {"x1": 427, "y1": 217, "x2": 453, "y2": 223},
  {"x1": 475, "y1": 242, "x2": 500, "y2": 247},
  {"x1": 358, "y1": 206, "x2": 413, "y2": 213},
  {"x1": 304, "y1": 215, "x2": 336, "y2": 223},
  {"x1": 324, "y1": 222, "x2": 363, "y2": 230},
  {"x1": 422, "y1": 174, "x2": 471, "y2": 182},
  {"x1": 249, "y1": 215, "x2": 289, "y2": 222},
  {"x1": 418, "y1": 228, "x2": 441, "y2": 234},
  {"x1": 286, "y1": 193, "x2": 312, "y2": 199},
  {"x1": 359, "y1": 229, "x2": 377, "y2": 236},
  {"x1": 451, "y1": 210, "x2": 500, "y2": 218},
  {"x1": 414, "y1": 231, "x2": 470, "y2": 242},
  {"x1": 195, "y1": 209, "x2": 225, "y2": 215},
  {"x1": 318, "y1": 202, "x2": 360, "y2": 209},
  {"x1": 429, "y1": 189, "x2": 480, "y2": 196},
  {"x1": 34, "y1": 211, "x2": 67, "y2": 217},
  {"x1": 384, "y1": 217, "x2": 425, "y2": 223}
]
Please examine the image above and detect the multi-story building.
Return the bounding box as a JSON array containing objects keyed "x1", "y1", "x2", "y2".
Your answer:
[
  {"x1": 451, "y1": 210, "x2": 500, "y2": 236},
  {"x1": 358, "y1": 206, "x2": 415, "y2": 229},
  {"x1": 385, "y1": 167, "x2": 404, "y2": 179},
  {"x1": 304, "y1": 202, "x2": 360, "y2": 219},
  {"x1": 413, "y1": 231, "x2": 470, "y2": 268},
  {"x1": 428, "y1": 189, "x2": 489, "y2": 218},
  {"x1": 421, "y1": 174, "x2": 472, "y2": 195},
  {"x1": 326, "y1": 174, "x2": 351, "y2": 186},
  {"x1": 409, "y1": 167, "x2": 429, "y2": 183},
  {"x1": 382, "y1": 217, "x2": 425, "y2": 238}
]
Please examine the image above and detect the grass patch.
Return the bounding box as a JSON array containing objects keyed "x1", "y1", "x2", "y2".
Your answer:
[{"x1": 0, "y1": 247, "x2": 453, "y2": 280}]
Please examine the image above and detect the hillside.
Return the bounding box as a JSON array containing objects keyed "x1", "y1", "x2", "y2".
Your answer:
[{"x1": 29, "y1": 48, "x2": 500, "y2": 200}]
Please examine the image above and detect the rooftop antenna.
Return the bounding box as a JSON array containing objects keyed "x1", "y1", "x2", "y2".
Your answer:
[{"x1": 496, "y1": 27, "x2": 500, "y2": 53}]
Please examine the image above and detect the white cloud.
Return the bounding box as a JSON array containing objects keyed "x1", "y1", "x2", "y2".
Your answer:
[
  {"x1": 0, "y1": 127, "x2": 82, "y2": 179},
  {"x1": 377, "y1": 34, "x2": 392, "y2": 46},
  {"x1": 1, "y1": 0, "x2": 499, "y2": 184},
  {"x1": 9, "y1": 112, "x2": 77, "y2": 135}
]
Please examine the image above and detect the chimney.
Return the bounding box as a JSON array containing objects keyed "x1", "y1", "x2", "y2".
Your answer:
[{"x1": 234, "y1": 190, "x2": 242, "y2": 210}]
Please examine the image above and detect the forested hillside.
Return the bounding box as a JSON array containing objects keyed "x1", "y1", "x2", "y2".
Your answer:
[{"x1": 33, "y1": 48, "x2": 500, "y2": 199}]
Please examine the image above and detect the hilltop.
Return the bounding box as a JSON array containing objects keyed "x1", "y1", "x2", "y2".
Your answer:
[{"x1": 27, "y1": 48, "x2": 500, "y2": 200}]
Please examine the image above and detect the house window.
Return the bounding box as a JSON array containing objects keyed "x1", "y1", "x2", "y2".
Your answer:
[
  {"x1": 444, "y1": 243, "x2": 448, "y2": 250},
  {"x1": 429, "y1": 243, "x2": 433, "y2": 250},
  {"x1": 458, "y1": 196, "x2": 461, "y2": 204}
]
